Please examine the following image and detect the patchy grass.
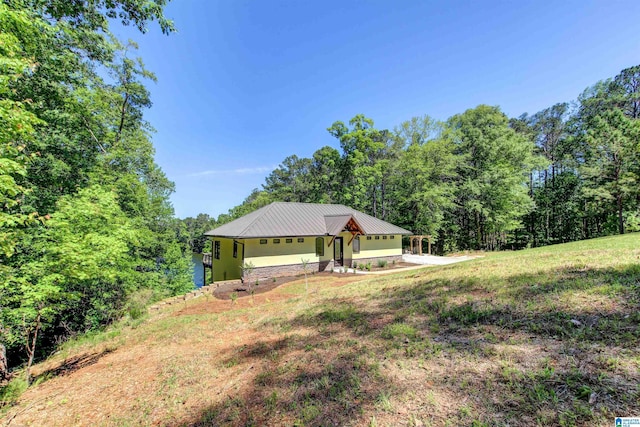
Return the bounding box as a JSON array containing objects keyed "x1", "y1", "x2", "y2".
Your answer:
[{"x1": 2, "y1": 233, "x2": 640, "y2": 426}]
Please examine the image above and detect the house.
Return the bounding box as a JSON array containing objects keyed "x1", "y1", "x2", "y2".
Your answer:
[{"x1": 204, "y1": 202, "x2": 412, "y2": 282}]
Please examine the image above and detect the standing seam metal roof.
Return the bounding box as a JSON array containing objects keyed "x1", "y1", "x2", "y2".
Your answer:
[{"x1": 204, "y1": 202, "x2": 412, "y2": 238}]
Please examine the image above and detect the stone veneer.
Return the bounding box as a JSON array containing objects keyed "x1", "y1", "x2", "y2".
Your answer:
[
  {"x1": 242, "y1": 255, "x2": 403, "y2": 281},
  {"x1": 244, "y1": 260, "x2": 334, "y2": 282}
]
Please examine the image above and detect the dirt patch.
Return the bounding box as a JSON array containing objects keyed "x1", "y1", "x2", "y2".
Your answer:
[{"x1": 212, "y1": 275, "x2": 301, "y2": 300}]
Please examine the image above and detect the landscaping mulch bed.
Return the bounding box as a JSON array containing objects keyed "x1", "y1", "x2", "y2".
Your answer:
[{"x1": 212, "y1": 275, "x2": 302, "y2": 300}]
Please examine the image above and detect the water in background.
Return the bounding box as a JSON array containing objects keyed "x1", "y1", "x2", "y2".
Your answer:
[{"x1": 192, "y1": 253, "x2": 204, "y2": 288}]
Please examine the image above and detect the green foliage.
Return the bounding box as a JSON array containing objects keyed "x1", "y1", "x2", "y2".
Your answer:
[
  {"x1": 0, "y1": 0, "x2": 191, "y2": 378},
  {"x1": 448, "y1": 105, "x2": 539, "y2": 250},
  {"x1": 178, "y1": 213, "x2": 217, "y2": 253},
  {"x1": 0, "y1": 4, "x2": 46, "y2": 257},
  {"x1": 391, "y1": 122, "x2": 458, "y2": 241}
]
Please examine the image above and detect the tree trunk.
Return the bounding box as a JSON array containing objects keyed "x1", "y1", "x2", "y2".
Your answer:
[
  {"x1": 0, "y1": 343, "x2": 8, "y2": 381},
  {"x1": 617, "y1": 192, "x2": 624, "y2": 235},
  {"x1": 24, "y1": 313, "x2": 42, "y2": 384}
]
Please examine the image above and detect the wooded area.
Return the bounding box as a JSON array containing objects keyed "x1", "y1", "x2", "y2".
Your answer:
[
  {"x1": 0, "y1": 1, "x2": 192, "y2": 379},
  {"x1": 183, "y1": 64, "x2": 640, "y2": 255}
]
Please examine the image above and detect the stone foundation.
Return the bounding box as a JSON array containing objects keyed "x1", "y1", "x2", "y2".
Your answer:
[
  {"x1": 244, "y1": 260, "x2": 334, "y2": 281},
  {"x1": 242, "y1": 256, "x2": 403, "y2": 281}
]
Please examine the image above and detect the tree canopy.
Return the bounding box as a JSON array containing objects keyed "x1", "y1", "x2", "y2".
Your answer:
[{"x1": 0, "y1": 0, "x2": 192, "y2": 380}]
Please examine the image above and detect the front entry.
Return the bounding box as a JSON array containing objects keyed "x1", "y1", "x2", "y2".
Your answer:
[{"x1": 334, "y1": 237, "x2": 343, "y2": 266}]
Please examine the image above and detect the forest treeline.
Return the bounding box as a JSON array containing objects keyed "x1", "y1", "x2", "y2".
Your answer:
[
  {"x1": 0, "y1": 1, "x2": 193, "y2": 380},
  {"x1": 182, "y1": 65, "x2": 640, "y2": 255}
]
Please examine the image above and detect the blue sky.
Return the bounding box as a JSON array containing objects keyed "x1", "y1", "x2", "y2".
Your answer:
[{"x1": 110, "y1": 0, "x2": 640, "y2": 219}]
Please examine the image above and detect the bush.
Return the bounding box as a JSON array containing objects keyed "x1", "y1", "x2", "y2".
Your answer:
[
  {"x1": 365, "y1": 263, "x2": 372, "y2": 271},
  {"x1": 377, "y1": 259, "x2": 388, "y2": 268},
  {"x1": 124, "y1": 289, "x2": 154, "y2": 320}
]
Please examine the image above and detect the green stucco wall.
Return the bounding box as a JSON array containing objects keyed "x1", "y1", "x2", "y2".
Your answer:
[
  {"x1": 244, "y1": 237, "x2": 319, "y2": 267},
  {"x1": 354, "y1": 234, "x2": 402, "y2": 259},
  {"x1": 211, "y1": 237, "x2": 243, "y2": 281}
]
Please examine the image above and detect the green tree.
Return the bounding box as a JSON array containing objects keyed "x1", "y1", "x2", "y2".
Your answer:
[
  {"x1": 448, "y1": 105, "x2": 539, "y2": 250},
  {"x1": 264, "y1": 155, "x2": 313, "y2": 202},
  {"x1": 180, "y1": 213, "x2": 218, "y2": 253},
  {"x1": 328, "y1": 115, "x2": 401, "y2": 217},
  {"x1": 581, "y1": 109, "x2": 640, "y2": 234},
  {"x1": 0, "y1": 4, "x2": 45, "y2": 257},
  {"x1": 309, "y1": 146, "x2": 342, "y2": 203},
  {"x1": 391, "y1": 116, "x2": 457, "y2": 245}
]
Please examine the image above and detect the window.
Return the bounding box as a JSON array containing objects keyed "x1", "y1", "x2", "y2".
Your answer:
[
  {"x1": 375, "y1": 236, "x2": 380, "y2": 240},
  {"x1": 366, "y1": 236, "x2": 372, "y2": 240},
  {"x1": 383, "y1": 236, "x2": 387, "y2": 240},
  {"x1": 260, "y1": 239, "x2": 267, "y2": 244},
  {"x1": 297, "y1": 238, "x2": 304, "y2": 243},
  {"x1": 315, "y1": 237, "x2": 324, "y2": 256},
  {"x1": 286, "y1": 238, "x2": 293, "y2": 243},
  {"x1": 273, "y1": 239, "x2": 280, "y2": 244},
  {"x1": 233, "y1": 241, "x2": 238, "y2": 258},
  {"x1": 214, "y1": 241, "x2": 221, "y2": 259},
  {"x1": 353, "y1": 236, "x2": 360, "y2": 254},
  {"x1": 390, "y1": 235, "x2": 395, "y2": 239}
]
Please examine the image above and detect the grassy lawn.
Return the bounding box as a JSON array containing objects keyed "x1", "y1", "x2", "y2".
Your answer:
[{"x1": 2, "y1": 233, "x2": 639, "y2": 426}]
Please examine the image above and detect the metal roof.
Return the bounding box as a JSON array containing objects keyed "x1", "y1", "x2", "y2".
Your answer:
[
  {"x1": 204, "y1": 202, "x2": 412, "y2": 238},
  {"x1": 324, "y1": 215, "x2": 356, "y2": 236}
]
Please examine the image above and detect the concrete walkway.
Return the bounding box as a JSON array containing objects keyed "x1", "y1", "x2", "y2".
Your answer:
[
  {"x1": 332, "y1": 253, "x2": 477, "y2": 275},
  {"x1": 401, "y1": 253, "x2": 477, "y2": 265}
]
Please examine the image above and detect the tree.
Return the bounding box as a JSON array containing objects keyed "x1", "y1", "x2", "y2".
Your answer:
[
  {"x1": 309, "y1": 146, "x2": 342, "y2": 203},
  {"x1": 264, "y1": 155, "x2": 313, "y2": 202},
  {"x1": 391, "y1": 116, "x2": 457, "y2": 245},
  {"x1": 582, "y1": 109, "x2": 640, "y2": 234},
  {"x1": 448, "y1": 105, "x2": 539, "y2": 250},
  {"x1": 574, "y1": 66, "x2": 640, "y2": 236},
  {"x1": 327, "y1": 115, "x2": 401, "y2": 217},
  {"x1": 180, "y1": 213, "x2": 218, "y2": 253},
  {"x1": 0, "y1": 4, "x2": 45, "y2": 257}
]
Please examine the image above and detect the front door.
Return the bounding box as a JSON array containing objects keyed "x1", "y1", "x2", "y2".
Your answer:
[{"x1": 334, "y1": 237, "x2": 343, "y2": 266}]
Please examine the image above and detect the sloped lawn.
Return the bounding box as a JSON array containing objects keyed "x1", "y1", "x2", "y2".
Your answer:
[{"x1": 2, "y1": 234, "x2": 639, "y2": 426}]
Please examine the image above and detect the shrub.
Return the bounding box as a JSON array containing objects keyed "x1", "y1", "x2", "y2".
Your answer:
[{"x1": 377, "y1": 259, "x2": 388, "y2": 268}]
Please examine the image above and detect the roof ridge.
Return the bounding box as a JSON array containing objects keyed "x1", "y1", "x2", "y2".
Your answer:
[{"x1": 235, "y1": 202, "x2": 276, "y2": 238}]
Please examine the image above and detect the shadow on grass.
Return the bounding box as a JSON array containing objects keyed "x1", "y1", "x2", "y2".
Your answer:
[
  {"x1": 181, "y1": 329, "x2": 395, "y2": 426},
  {"x1": 380, "y1": 264, "x2": 640, "y2": 346},
  {"x1": 180, "y1": 263, "x2": 639, "y2": 426},
  {"x1": 34, "y1": 349, "x2": 114, "y2": 382}
]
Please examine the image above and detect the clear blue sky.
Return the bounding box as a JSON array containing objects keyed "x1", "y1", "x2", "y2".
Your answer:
[{"x1": 110, "y1": 0, "x2": 640, "y2": 219}]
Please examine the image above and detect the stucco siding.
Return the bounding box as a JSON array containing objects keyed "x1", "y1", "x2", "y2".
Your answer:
[
  {"x1": 354, "y1": 234, "x2": 402, "y2": 260},
  {"x1": 244, "y1": 237, "x2": 319, "y2": 267},
  {"x1": 211, "y1": 238, "x2": 243, "y2": 281}
]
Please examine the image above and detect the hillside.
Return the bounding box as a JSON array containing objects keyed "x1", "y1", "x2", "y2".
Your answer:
[{"x1": 2, "y1": 234, "x2": 639, "y2": 426}]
